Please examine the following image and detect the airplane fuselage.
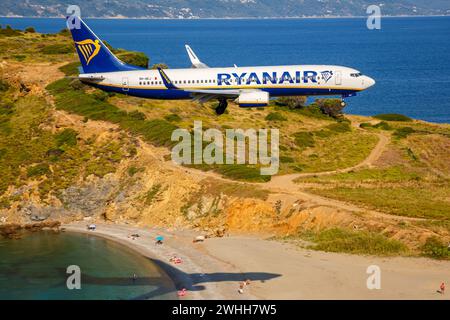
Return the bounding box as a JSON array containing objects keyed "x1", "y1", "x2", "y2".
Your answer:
[{"x1": 81, "y1": 65, "x2": 375, "y2": 100}]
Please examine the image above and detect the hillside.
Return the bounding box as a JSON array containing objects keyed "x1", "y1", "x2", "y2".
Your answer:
[
  {"x1": 1, "y1": 0, "x2": 450, "y2": 18},
  {"x1": 0, "y1": 27, "x2": 449, "y2": 259}
]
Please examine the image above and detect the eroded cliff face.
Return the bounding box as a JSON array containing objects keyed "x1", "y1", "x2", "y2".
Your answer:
[{"x1": 0, "y1": 91, "x2": 271, "y2": 235}]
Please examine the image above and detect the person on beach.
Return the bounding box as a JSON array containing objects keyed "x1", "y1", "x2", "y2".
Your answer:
[
  {"x1": 155, "y1": 235, "x2": 164, "y2": 245},
  {"x1": 238, "y1": 282, "x2": 245, "y2": 294},
  {"x1": 439, "y1": 282, "x2": 445, "y2": 294},
  {"x1": 132, "y1": 274, "x2": 137, "y2": 283},
  {"x1": 177, "y1": 288, "x2": 187, "y2": 297}
]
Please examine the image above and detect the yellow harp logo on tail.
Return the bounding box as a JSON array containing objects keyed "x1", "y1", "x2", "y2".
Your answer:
[{"x1": 75, "y1": 39, "x2": 101, "y2": 65}]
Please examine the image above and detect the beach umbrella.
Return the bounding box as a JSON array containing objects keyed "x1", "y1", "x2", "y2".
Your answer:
[{"x1": 156, "y1": 236, "x2": 164, "y2": 241}]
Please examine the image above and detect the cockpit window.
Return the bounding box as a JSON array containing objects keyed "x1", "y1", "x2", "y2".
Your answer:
[{"x1": 350, "y1": 73, "x2": 363, "y2": 77}]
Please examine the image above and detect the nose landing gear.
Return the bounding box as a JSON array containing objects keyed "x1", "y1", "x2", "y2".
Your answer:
[{"x1": 215, "y1": 98, "x2": 228, "y2": 115}]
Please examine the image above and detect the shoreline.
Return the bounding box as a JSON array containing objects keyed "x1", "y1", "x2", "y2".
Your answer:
[
  {"x1": 63, "y1": 222, "x2": 257, "y2": 300},
  {"x1": 63, "y1": 222, "x2": 450, "y2": 300},
  {"x1": 1, "y1": 15, "x2": 450, "y2": 20}
]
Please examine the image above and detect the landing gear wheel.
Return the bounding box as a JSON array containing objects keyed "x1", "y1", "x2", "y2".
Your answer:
[{"x1": 215, "y1": 99, "x2": 228, "y2": 115}]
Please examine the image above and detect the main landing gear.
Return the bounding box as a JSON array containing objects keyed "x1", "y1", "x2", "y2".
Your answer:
[{"x1": 215, "y1": 98, "x2": 228, "y2": 115}]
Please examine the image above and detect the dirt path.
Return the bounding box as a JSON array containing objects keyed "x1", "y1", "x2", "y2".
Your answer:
[
  {"x1": 266, "y1": 130, "x2": 390, "y2": 190},
  {"x1": 163, "y1": 127, "x2": 413, "y2": 222}
]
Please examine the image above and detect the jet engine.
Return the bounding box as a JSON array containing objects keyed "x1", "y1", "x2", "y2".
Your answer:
[{"x1": 236, "y1": 91, "x2": 269, "y2": 107}]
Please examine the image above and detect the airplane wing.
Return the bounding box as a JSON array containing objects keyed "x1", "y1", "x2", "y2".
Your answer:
[
  {"x1": 184, "y1": 89, "x2": 240, "y2": 104},
  {"x1": 185, "y1": 45, "x2": 209, "y2": 69},
  {"x1": 184, "y1": 89, "x2": 240, "y2": 96},
  {"x1": 157, "y1": 68, "x2": 258, "y2": 103}
]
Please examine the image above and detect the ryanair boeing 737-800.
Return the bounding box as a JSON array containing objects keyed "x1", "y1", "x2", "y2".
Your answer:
[{"x1": 68, "y1": 16, "x2": 375, "y2": 115}]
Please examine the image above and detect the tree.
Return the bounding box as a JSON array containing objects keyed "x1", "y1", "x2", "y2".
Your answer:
[
  {"x1": 316, "y1": 99, "x2": 345, "y2": 119},
  {"x1": 276, "y1": 96, "x2": 307, "y2": 109}
]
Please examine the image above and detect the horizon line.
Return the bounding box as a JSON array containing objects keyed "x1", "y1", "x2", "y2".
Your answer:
[{"x1": 1, "y1": 14, "x2": 450, "y2": 20}]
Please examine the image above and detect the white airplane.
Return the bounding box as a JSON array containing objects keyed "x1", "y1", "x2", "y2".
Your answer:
[{"x1": 69, "y1": 16, "x2": 375, "y2": 115}]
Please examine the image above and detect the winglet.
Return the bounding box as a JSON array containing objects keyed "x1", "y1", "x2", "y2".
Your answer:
[
  {"x1": 157, "y1": 68, "x2": 178, "y2": 90},
  {"x1": 185, "y1": 45, "x2": 209, "y2": 68}
]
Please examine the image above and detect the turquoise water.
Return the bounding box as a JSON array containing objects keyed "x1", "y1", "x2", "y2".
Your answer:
[
  {"x1": 0, "y1": 232, "x2": 176, "y2": 300},
  {"x1": 1, "y1": 17, "x2": 450, "y2": 122}
]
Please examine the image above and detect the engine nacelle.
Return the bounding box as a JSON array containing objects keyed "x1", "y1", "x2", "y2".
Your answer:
[{"x1": 236, "y1": 91, "x2": 269, "y2": 107}]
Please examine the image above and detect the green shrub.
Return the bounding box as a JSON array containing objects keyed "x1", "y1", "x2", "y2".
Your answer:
[
  {"x1": 325, "y1": 121, "x2": 351, "y2": 133},
  {"x1": 0, "y1": 25, "x2": 21, "y2": 37},
  {"x1": 25, "y1": 27, "x2": 36, "y2": 33},
  {"x1": 117, "y1": 51, "x2": 149, "y2": 68},
  {"x1": 275, "y1": 96, "x2": 307, "y2": 109},
  {"x1": 13, "y1": 55, "x2": 26, "y2": 61},
  {"x1": 55, "y1": 128, "x2": 78, "y2": 147},
  {"x1": 313, "y1": 129, "x2": 335, "y2": 138},
  {"x1": 85, "y1": 161, "x2": 115, "y2": 177},
  {"x1": 373, "y1": 121, "x2": 392, "y2": 130},
  {"x1": 59, "y1": 62, "x2": 81, "y2": 76},
  {"x1": 164, "y1": 113, "x2": 182, "y2": 122},
  {"x1": 0, "y1": 197, "x2": 11, "y2": 209},
  {"x1": 59, "y1": 28, "x2": 70, "y2": 36},
  {"x1": 27, "y1": 163, "x2": 50, "y2": 178},
  {"x1": 91, "y1": 91, "x2": 109, "y2": 101},
  {"x1": 304, "y1": 228, "x2": 408, "y2": 256},
  {"x1": 421, "y1": 237, "x2": 450, "y2": 259},
  {"x1": 215, "y1": 165, "x2": 271, "y2": 183},
  {"x1": 40, "y1": 44, "x2": 74, "y2": 55},
  {"x1": 360, "y1": 122, "x2": 372, "y2": 128},
  {"x1": 393, "y1": 127, "x2": 415, "y2": 139},
  {"x1": 265, "y1": 112, "x2": 287, "y2": 122},
  {"x1": 0, "y1": 79, "x2": 10, "y2": 92},
  {"x1": 127, "y1": 166, "x2": 143, "y2": 177},
  {"x1": 144, "y1": 184, "x2": 162, "y2": 204},
  {"x1": 128, "y1": 110, "x2": 146, "y2": 121},
  {"x1": 406, "y1": 148, "x2": 418, "y2": 161},
  {"x1": 360, "y1": 121, "x2": 392, "y2": 131},
  {"x1": 374, "y1": 114, "x2": 412, "y2": 122},
  {"x1": 293, "y1": 132, "x2": 315, "y2": 148},
  {"x1": 280, "y1": 156, "x2": 295, "y2": 163}
]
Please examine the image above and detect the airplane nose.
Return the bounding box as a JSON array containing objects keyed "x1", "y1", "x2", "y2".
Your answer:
[{"x1": 365, "y1": 76, "x2": 376, "y2": 88}]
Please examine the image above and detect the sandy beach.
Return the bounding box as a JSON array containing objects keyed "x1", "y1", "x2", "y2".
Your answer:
[{"x1": 64, "y1": 222, "x2": 450, "y2": 300}]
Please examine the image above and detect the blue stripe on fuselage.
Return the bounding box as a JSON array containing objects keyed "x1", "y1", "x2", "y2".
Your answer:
[{"x1": 89, "y1": 83, "x2": 358, "y2": 100}]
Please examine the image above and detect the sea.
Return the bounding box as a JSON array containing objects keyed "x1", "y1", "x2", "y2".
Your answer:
[
  {"x1": 1, "y1": 16, "x2": 450, "y2": 123},
  {"x1": 0, "y1": 231, "x2": 176, "y2": 300}
]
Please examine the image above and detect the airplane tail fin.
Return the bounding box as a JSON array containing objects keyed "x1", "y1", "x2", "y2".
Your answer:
[{"x1": 66, "y1": 16, "x2": 143, "y2": 73}]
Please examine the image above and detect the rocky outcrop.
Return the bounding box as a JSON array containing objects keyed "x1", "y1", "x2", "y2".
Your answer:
[{"x1": 0, "y1": 221, "x2": 61, "y2": 239}]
